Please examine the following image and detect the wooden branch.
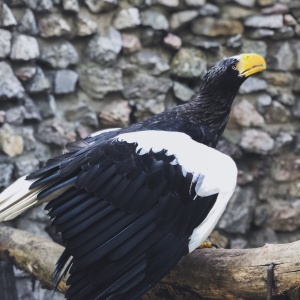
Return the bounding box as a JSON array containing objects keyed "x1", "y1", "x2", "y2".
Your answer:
[
  {"x1": 0, "y1": 226, "x2": 67, "y2": 294},
  {"x1": 0, "y1": 225, "x2": 300, "y2": 300}
]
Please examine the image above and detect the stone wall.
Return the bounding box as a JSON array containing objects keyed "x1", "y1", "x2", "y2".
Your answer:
[{"x1": 1, "y1": 0, "x2": 300, "y2": 298}]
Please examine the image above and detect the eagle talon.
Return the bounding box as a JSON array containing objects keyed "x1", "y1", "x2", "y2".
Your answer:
[{"x1": 198, "y1": 241, "x2": 219, "y2": 249}]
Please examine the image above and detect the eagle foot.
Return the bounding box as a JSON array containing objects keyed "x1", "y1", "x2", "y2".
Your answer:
[{"x1": 198, "y1": 241, "x2": 219, "y2": 249}]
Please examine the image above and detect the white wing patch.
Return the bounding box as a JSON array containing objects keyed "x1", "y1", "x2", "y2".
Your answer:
[
  {"x1": 115, "y1": 130, "x2": 237, "y2": 251},
  {"x1": 115, "y1": 131, "x2": 237, "y2": 197}
]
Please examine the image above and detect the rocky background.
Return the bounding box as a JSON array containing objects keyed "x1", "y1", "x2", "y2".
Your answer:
[{"x1": 0, "y1": 0, "x2": 300, "y2": 298}]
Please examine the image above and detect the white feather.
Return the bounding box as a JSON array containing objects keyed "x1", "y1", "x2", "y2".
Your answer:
[
  {"x1": 115, "y1": 130, "x2": 237, "y2": 251},
  {"x1": 115, "y1": 131, "x2": 237, "y2": 196},
  {"x1": 89, "y1": 128, "x2": 120, "y2": 138},
  {"x1": 0, "y1": 176, "x2": 39, "y2": 221}
]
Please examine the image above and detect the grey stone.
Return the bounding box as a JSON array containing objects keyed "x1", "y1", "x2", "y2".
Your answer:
[
  {"x1": 237, "y1": 170, "x2": 254, "y2": 186},
  {"x1": 36, "y1": 120, "x2": 76, "y2": 147},
  {"x1": 156, "y1": 0, "x2": 179, "y2": 6},
  {"x1": 113, "y1": 8, "x2": 141, "y2": 30},
  {"x1": 34, "y1": 94, "x2": 56, "y2": 119},
  {"x1": 239, "y1": 77, "x2": 267, "y2": 94},
  {"x1": 25, "y1": 67, "x2": 50, "y2": 94},
  {"x1": 123, "y1": 73, "x2": 172, "y2": 100},
  {"x1": 248, "y1": 29, "x2": 274, "y2": 39},
  {"x1": 130, "y1": 49, "x2": 170, "y2": 76},
  {"x1": 54, "y1": 70, "x2": 78, "y2": 94},
  {"x1": 0, "y1": 111, "x2": 5, "y2": 125},
  {"x1": 234, "y1": 0, "x2": 255, "y2": 7},
  {"x1": 173, "y1": 81, "x2": 194, "y2": 102},
  {"x1": 121, "y1": 33, "x2": 142, "y2": 54},
  {"x1": 170, "y1": 10, "x2": 199, "y2": 31},
  {"x1": 0, "y1": 29, "x2": 11, "y2": 58},
  {"x1": 291, "y1": 4, "x2": 300, "y2": 23},
  {"x1": 293, "y1": 99, "x2": 300, "y2": 118},
  {"x1": 79, "y1": 65, "x2": 123, "y2": 99},
  {"x1": 84, "y1": 0, "x2": 118, "y2": 13},
  {"x1": 18, "y1": 9, "x2": 38, "y2": 35},
  {"x1": 240, "y1": 129, "x2": 274, "y2": 154},
  {"x1": 295, "y1": 133, "x2": 300, "y2": 154},
  {"x1": 6, "y1": 106, "x2": 25, "y2": 125},
  {"x1": 1, "y1": 4, "x2": 17, "y2": 27},
  {"x1": 284, "y1": 14, "x2": 297, "y2": 26},
  {"x1": 39, "y1": 15, "x2": 71, "y2": 38},
  {"x1": 261, "y1": 3, "x2": 289, "y2": 14},
  {"x1": 40, "y1": 41, "x2": 78, "y2": 68},
  {"x1": 0, "y1": 62, "x2": 25, "y2": 99},
  {"x1": 139, "y1": 28, "x2": 165, "y2": 46},
  {"x1": 76, "y1": 15, "x2": 97, "y2": 36},
  {"x1": 249, "y1": 227, "x2": 278, "y2": 248},
  {"x1": 192, "y1": 17, "x2": 244, "y2": 37},
  {"x1": 0, "y1": 124, "x2": 24, "y2": 157},
  {"x1": 23, "y1": 0, "x2": 53, "y2": 11},
  {"x1": 222, "y1": 5, "x2": 253, "y2": 19},
  {"x1": 244, "y1": 14, "x2": 283, "y2": 29},
  {"x1": 141, "y1": 10, "x2": 169, "y2": 31},
  {"x1": 233, "y1": 99, "x2": 265, "y2": 128},
  {"x1": 266, "y1": 41, "x2": 300, "y2": 71},
  {"x1": 10, "y1": 34, "x2": 39, "y2": 61},
  {"x1": 21, "y1": 127, "x2": 36, "y2": 152},
  {"x1": 274, "y1": 131, "x2": 293, "y2": 153},
  {"x1": 86, "y1": 28, "x2": 122, "y2": 66},
  {"x1": 253, "y1": 205, "x2": 269, "y2": 227},
  {"x1": 63, "y1": 0, "x2": 79, "y2": 12},
  {"x1": 263, "y1": 71, "x2": 293, "y2": 87},
  {"x1": 134, "y1": 95, "x2": 166, "y2": 121},
  {"x1": 226, "y1": 34, "x2": 242, "y2": 49},
  {"x1": 163, "y1": 33, "x2": 181, "y2": 49},
  {"x1": 218, "y1": 186, "x2": 256, "y2": 234},
  {"x1": 230, "y1": 238, "x2": 248, "y2": 249},
  {"x1": 216, "y1": 139, "x2": 243, "y2": 160},
  {"x1": 23, "y1": 96, "x2": 42, "y2": 121},
  {"x1": 269, "y1": 200, "x2": 300, "y2": 232},
  {"x1": 198, "y1": 3, "x2": 220, "y2": 16},
  {"x1": 128, "y1": 0, "x2": 149, "y2": 7},
  {"x1": 258, "y1": 0, "x2": 275, "y2": 6},
  {"x1": 0, "y1": 164, "x2": 14, "y2": 189},
  {"x1": 256, "y1": 93, "x2": 272, "y2": 114},
  {"x1": 98, "y1": 100, "x2": 130, "y2": 128},
  {"x1": 293, "y1": 78, "x2": 300, "y2": 93},
  {"x1": 272, "y1": 26, "x2": 294, "y2": 40},
  {"x1": 14, "y1": 66, "x2": 36, "y2": 82},
  {"x1": 185, "y1": 38, "x2": 220, "y2": 51},
  {"x1": 277, "y1": 93, "x2": 295, "y2": 106},
  {"x1": 265, "y1": 101, "x2": 290, "y2": 123},
  {"x1": 242, "y1": 40, "x2": 267, "y2": 58},
  {"x1": 65, "y1": 104, "x2": 98, "y2": 127},
  {"x1": 185, "y1": 0, "x2": 205, "y2": 6},
  {"x1": 171, "y1": 47, "x2": 207, "y2": 79},
  {"x1": 14, "y1": 158, "x2": 39, "y2": 177}
]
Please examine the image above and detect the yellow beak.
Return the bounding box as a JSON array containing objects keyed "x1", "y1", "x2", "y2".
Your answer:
[{"x1": 235, "y1": 53, "x2": 266, "y2": 77}]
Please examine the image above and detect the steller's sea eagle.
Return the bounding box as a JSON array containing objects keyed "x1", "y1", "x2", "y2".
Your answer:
[{"x1": 0, "y1": 53, "x2": 266, "y2": 299}]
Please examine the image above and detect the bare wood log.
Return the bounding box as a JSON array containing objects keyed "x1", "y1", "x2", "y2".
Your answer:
[
  {"x1": 0, "y1": 225, "x2": 300, "y2": 299},
  {"x1": 0, "y1": 226, "x2": 67, "y2": 294}
]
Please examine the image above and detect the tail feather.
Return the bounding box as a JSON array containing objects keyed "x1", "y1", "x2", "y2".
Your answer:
[{"x1": 0, "y1": 176, "x2": 39, "y2": 221}]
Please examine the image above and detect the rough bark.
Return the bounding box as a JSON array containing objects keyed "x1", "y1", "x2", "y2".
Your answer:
[
  {"x1": 0, "y1": 225, "x2": 300, "y2": 300},
  {"x1": 0, "y1": 225, "x2": 67, "y2": 294}
]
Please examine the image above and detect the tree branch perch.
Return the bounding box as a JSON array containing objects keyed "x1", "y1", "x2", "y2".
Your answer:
[{"x1": 0, "y1": 225, "x2": 299, "y2": 300}]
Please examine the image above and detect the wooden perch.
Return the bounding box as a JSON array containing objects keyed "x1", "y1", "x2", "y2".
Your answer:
[{"x1": 0, "y1": 225, "x2": 300, "y2": 300}]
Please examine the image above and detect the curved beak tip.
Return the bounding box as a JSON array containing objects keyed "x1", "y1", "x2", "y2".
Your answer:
[{"x1": 237, "y1": 53, "x2": 267, "y2": 77}]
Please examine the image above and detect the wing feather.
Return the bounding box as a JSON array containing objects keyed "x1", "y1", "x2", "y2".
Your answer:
[{"x1": 15, "y1": 130, "x2": 237, "y2": 299}]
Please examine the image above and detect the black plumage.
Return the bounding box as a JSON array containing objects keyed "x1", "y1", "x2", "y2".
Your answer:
[{"x1": 0, "y1": 54, "x2": 266, "y2": 300}]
